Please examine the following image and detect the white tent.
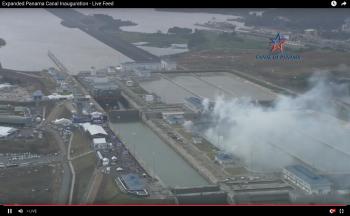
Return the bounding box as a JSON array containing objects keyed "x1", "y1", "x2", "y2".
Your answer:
[
  {"x1": 80, "y1": 123, "x2": 107, "y2": 136},
  {"x1": 0, "y1": 126, "x2": 17, "y2": 138}
]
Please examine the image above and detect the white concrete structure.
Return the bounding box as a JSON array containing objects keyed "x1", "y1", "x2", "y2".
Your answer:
[{"x1": 47, "y1": 93, "x2": 74, "y2": 100}]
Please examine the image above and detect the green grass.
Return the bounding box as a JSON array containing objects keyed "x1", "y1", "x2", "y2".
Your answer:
[
  {"x1": 70, "y1": 129, "x2": 92, "y2": 157},
  {"x1": 115, "y1": 29, "x2": 267, "y2": 51},
  {"x1": 0, "y1": 165, "x2": 55, "y2": 204},
  {"x1": 72, "y1": 153, "x2": 97, "y2": 203},
  {"x1": 191, "y1": 31, "x2": 267, "y2": 51}
]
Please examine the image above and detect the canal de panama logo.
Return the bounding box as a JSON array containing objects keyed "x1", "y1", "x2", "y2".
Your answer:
[
  {"x1": 256, "y1": 32, "x2": 301, "y2": 61},
  {"x1": 270, "y1": 33, "x2": 287, "y2": 53}
]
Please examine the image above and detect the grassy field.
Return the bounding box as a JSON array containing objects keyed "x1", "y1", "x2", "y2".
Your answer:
[
  {"x1": 0, "y1": 165, "x2": 57, "y2": 204},
  {"x1": 191, "y1": 31, "x2": 268, "y2": 51},
  {"x1": 46, "y1": 102, "x2": 72, "y2": 122},
  {"x1": 72, "y1": 153, "x2": 97, "y2": 203},
  {"x1": 70, "y1": 129, "x2": 92, "y2": 157},
  {"x1": 115, "y1": 29, "x2": 268, "y2": 51}
]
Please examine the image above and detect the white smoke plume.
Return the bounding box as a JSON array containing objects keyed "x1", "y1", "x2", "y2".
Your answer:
[
  {"x1": 204, "y1": 73, "x2": 350, "y2": 173},
  {"x1": 183, "y1": 120, "x2": 194, "y2": 133}
]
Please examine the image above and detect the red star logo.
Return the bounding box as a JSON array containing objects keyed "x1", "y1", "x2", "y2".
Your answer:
[{"x1": 271, "y1": 33, "x2": 287, "y2": 53}]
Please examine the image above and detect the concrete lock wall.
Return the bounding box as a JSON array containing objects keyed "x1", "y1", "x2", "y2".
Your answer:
[
  {"x1": 171, "y1": 185, "x2": 221, "y2": 195},
  {"x1": 176, "y1": 191, "x2": 228, "y2": 204}
]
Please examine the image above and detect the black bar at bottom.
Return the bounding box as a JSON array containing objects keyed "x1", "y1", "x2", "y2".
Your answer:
[{"x1": 0, "y1": 205, "x2": 349, "y2": 216}]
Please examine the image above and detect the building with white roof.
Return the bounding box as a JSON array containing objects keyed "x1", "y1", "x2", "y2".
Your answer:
[
  {"x1": 80, "y1": 122, "x2": 108, "y2": 138},
  {"x1": 0, "y1": 126, "x2": 17, "y2": 138}
]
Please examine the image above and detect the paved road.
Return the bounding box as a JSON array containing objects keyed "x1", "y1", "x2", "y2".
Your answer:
[
  {"x1": 47, "y1": 9, "x2": 160, "y2": 62},
  {"x1": 44, "y1": 103, "x2": 72, "y2": 204},
  {"x1": 67, "y1": 133, "x2": 76, "y2": 204}
]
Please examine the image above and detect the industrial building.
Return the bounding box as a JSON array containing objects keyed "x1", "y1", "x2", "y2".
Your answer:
[
  {"x1": 91, "y1": 83, "x2": 120, "y2": 97},
  {"x1": 90, "y1": 111, "x2": 107, "y2": 124},
  {"x1": 282, "y1": 165, "x2": 332, "y2": 195},
  {"x1": 171, "y1": 185, "x2": 228, "y2": 204},
  {"x1": 77, "y1": 75, "x2": 122, "y2": 107},
  {"x1": 215, "y1": 152, "x2": 238, "y2": 166},
  {"x1": 0, "y1": 115, "x2": 31, "y2": 126},
  {"x1": 162, "y1": 111, "x2": 185, "y2": 125},
  {"x1": 122, "y1": 60, "x2": 176, "y2": 73},
  {"x1": 80, "y1": 77, "x2": 120, "y2": 95},
  {"x1": 164, "y1": 115, "x2": 185, "y2": 125},
  {"x1": 32, "y1": 90, "x2": 44, "y2": 101},
  {"x1": 0, "y1": 101, "x2": 32, "y2": 127},
  {"x1": 184, "y1": 97, "x2": 214, "y2": 114},
  {"x1": 72, "y1": 113, "x2": 91, "y2": 123}
]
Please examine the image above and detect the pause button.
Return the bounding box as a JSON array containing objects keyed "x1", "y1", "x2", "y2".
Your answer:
[{"x1": 7, "y1": 209, "x2": 12, "y2": 214}]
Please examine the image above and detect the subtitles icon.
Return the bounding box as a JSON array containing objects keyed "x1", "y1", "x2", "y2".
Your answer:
[{"x1": 331, "y1": 0, "x2": 337, "y2": 6}]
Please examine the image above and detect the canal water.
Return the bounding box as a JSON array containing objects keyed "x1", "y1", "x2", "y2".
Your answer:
[
  {"x1": 109, "y1": 122, "x2": 209, "y2": 187},
  {"x1": 0, "y1": 9, "x2": 132, "y2": 73},
  {"x1": 0, "y1": 9, "x2": 246, "y2": 72},
  {"x1": 77, "y1": 8, "x2": 246, "y2": 33}
]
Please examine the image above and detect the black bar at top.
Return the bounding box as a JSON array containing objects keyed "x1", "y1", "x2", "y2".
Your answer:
[{"x1": 0, "y1": 0, "x2": 349, "y2": 8}]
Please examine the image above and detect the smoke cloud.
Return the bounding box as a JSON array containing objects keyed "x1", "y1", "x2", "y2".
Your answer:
[{"x1": 204, "y1": 73, "x2": 350, "y2": 173}]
